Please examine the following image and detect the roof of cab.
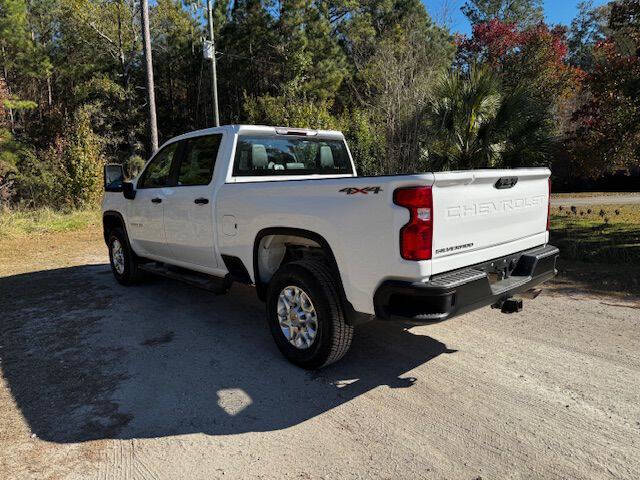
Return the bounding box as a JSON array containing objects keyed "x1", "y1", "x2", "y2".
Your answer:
[{"x1": 163, "y1": 125, "x2": 345, "y2": 146}]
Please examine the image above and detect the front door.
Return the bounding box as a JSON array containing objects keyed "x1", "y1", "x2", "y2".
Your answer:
[
  {"x1": 163, "y1": 134, "x2": 222, "y2": 268},
  {"x1": 127, "y1": 142, "x2": 180, "y2": 258}
]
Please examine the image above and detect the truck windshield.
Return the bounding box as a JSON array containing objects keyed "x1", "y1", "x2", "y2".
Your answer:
[{"x1": 232, "y1": 135, "x2": 353, "y2": 176}]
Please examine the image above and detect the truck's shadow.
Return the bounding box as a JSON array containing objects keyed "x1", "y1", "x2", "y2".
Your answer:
[{"x1": 0, "y1": 264, "x2": 455, "y2": 443}]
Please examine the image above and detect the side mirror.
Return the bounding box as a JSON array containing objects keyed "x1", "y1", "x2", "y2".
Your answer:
[
  {"x1": 123, "y1": 181, "x2": 136, "y2": 200},
  {"x1": 104, "y1": 164, "x2": 124, "y2": 192}
]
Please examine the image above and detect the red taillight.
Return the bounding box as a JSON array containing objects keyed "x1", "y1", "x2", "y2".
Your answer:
[
  {"x1": 394, "y1": 186, "x2": 433, "y2": 260},
  {"x1": 547, "y1": 177, "x2": 551, "y2": 231}
]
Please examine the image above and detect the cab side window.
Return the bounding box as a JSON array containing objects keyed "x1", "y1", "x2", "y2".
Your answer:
[
  {"x1": 138, "y1": 143, "x2": 179, "y2": 189},
  {"x1": 177, "y1": 134, "x2": 222, "y2": 186}
]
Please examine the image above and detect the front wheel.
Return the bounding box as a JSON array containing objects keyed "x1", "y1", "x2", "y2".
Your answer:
[
  {"x1": 266, "y1": 260, "x2": 354, "y2": 369},
  {"x1": 108, "y1": 227, "x2": 143, "y2": 286}
]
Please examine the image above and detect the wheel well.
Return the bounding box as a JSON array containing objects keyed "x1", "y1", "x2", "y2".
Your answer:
[
  {"x1": 252, "y1": 228, "x2": 372, "y2": 326},
  {"x1": 253, "y1": 228, "x2": 339, "y2": 299},
  {"x1": 256, "y1": 234, "x2": 324, "y2": 284},
  {"x1": 102, "y1": 212, "x2": 125, "y2": 244}
]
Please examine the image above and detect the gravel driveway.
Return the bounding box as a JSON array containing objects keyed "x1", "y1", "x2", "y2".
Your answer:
[{"x1": 1, "y1": 232, "x2": 639, "y2": 479}]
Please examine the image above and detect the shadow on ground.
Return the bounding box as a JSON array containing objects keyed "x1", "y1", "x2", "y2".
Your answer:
[
  {"x1": 549, "y1": 259, "x2": 640, "y2": 299},
  {"x1": 0, "y1": 264, "x2": 455, "y2": 443},
  {"x1": 549, "y1": 221, "x2": 640, "y2": 297},
  {"x1": 550, "y1": 221, "x2": 640, "y2": 264}
]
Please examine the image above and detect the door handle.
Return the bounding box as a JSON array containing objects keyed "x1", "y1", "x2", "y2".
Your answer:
[
  {"x1": 194, "y1": 198, "x2": 209, "y2": 205},
  {"x1": 151, "y1": 197, "x2": 162, "y2": 203}
]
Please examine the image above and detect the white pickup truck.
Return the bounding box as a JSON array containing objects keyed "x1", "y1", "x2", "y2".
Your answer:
[{"x1": 102, "y1": 124, "x2": 558, "y2": 368}]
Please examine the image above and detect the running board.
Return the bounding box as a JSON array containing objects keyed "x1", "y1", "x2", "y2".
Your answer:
[{"x1": 139, "y1": 262, "x2": 231, "y2": 294}]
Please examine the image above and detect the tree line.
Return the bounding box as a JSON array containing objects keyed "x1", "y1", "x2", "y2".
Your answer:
[{"x1": 0, "y1": 0, "x2": 638, "y2": 208}]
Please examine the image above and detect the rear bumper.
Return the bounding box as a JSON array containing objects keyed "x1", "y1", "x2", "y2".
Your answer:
[{"x1": 374, "y1": 244, "x2": 559, "y2": 322}]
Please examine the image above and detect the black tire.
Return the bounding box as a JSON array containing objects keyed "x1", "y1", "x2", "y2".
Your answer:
[
  {"x1": 107, "y1": 227, "x2": 144, "y2": 286},
  {"x1": 266, "y1": 260, "x2": 354, "y2": 369}
]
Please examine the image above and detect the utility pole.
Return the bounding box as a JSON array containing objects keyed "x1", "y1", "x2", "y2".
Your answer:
[
  {"x1": 206, "y1": 0, "x2": 220, "y2": 127},
  {"x1": 141, "y1": 0, "x2": 158, "y2": 153}
]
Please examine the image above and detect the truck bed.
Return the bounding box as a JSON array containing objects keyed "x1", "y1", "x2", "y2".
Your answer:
[{"x1": 216, "y1": 168, "x2": 551, "y2": 315}]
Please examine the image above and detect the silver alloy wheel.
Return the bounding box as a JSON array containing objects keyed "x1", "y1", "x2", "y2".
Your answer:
[
  {"x1": 277, "y1": 285, "x2": 319, "y2": 350},
  {"x1": 111, "y1": 238, "x2": 125, "y2": 275}
]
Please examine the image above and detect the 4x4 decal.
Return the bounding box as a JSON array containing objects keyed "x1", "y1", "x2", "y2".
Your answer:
[{"x1": 339, "y1": 186, "x2": 383, "y2": 195}]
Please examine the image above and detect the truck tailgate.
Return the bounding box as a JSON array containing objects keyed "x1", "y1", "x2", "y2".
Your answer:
[{"x1": 430, "y1": 169, "x2": 550, "y2": 274}]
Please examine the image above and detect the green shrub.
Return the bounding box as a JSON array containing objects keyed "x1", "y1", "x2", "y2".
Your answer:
[
  {"x1": 124, "y1": 155, "x2": 145, "y2": 179},
  {"x1": 243, "y1": 93, "x2": 339, "y2": 130},
  {"x1": 11, "y1": 146, "x2": 61, "y2": 207},
  {"x1": 5, "y1": 106, "x2": 106, "y2": 209},
  {"x1": 338, "y1": 109, "x2": 386, "y2": 176},
  {"x1": 58, "y1": 106, "x2": 105, "y2": 208}
]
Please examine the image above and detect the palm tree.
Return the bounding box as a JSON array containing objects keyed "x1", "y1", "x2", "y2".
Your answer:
[{"x1": 423, "y1": 64, "x2": 551, "y2": 170}]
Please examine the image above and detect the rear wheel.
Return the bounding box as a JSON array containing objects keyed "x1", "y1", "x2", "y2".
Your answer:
[
  {"x1": 108, "y1": 227, "x2": 143, "y2": 285},
  {"x1": 266, "y1": 260, "x2": 353, "y2": 369}
]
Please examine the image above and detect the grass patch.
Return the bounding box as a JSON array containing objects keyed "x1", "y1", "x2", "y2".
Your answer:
[
  {"x1": 550, "y1": 204, "x2": 640, "y2": 264},
  {"x1": 550, "y1": 203, "x2": 640, "y2": 296},
  {"x1": 0, "y1": 207, "x2": 101, "y2": 239}
]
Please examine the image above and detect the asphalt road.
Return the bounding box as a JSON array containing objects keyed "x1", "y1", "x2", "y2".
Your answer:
[
  {"x1": 551, "y1": 195, "x2": 640, "y2": 206},
  {"x1": 1, "y1": 239, "x2": 639, "y2": 480}
]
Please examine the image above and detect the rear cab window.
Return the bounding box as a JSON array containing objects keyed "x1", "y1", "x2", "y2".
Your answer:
[
  {"x1": 177, "y1": 134, "x2": 222, "y2": 186},
  {"x1": 232, "y1": 135, "x2": 354, "y2": 177}
]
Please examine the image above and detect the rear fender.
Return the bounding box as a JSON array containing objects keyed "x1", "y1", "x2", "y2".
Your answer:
[{"x1": 252, "y1": 227, "x2": 371, "y2": 325}]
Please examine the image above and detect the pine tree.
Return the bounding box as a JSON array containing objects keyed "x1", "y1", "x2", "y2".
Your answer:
[{"x1": 462, "y1": 0, "x2": 544, "y2": 28}]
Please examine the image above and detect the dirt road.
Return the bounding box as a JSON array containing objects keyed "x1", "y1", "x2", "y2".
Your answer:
[{"x1": 1, "y1": 230, "x2": 639, "y2": 479}]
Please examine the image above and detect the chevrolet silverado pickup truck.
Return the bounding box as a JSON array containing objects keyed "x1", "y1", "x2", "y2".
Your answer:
[{"x1": 102, "y1": 124, "x2": 559, "y2": 368}]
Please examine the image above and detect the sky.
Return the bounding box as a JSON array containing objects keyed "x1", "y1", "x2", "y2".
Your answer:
[{"x1": 423, "y1": 0, "x2": 610, "y2": 35}]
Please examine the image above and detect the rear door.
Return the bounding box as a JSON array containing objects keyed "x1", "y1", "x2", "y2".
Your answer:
[
  {"x1": 163, "y1": 134, "x2": 222, "y2": 268},
  {"x1": 430, "y1": 169, "x2": 550, "y2": 273},
  {"x1": 128, "y1": 142, "x2": 180, "y2": 258}
]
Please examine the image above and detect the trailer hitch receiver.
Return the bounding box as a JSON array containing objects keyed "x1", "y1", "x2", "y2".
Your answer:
[{"x1": 492, "y1": 297, "x2": 523, "y2": 314}]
